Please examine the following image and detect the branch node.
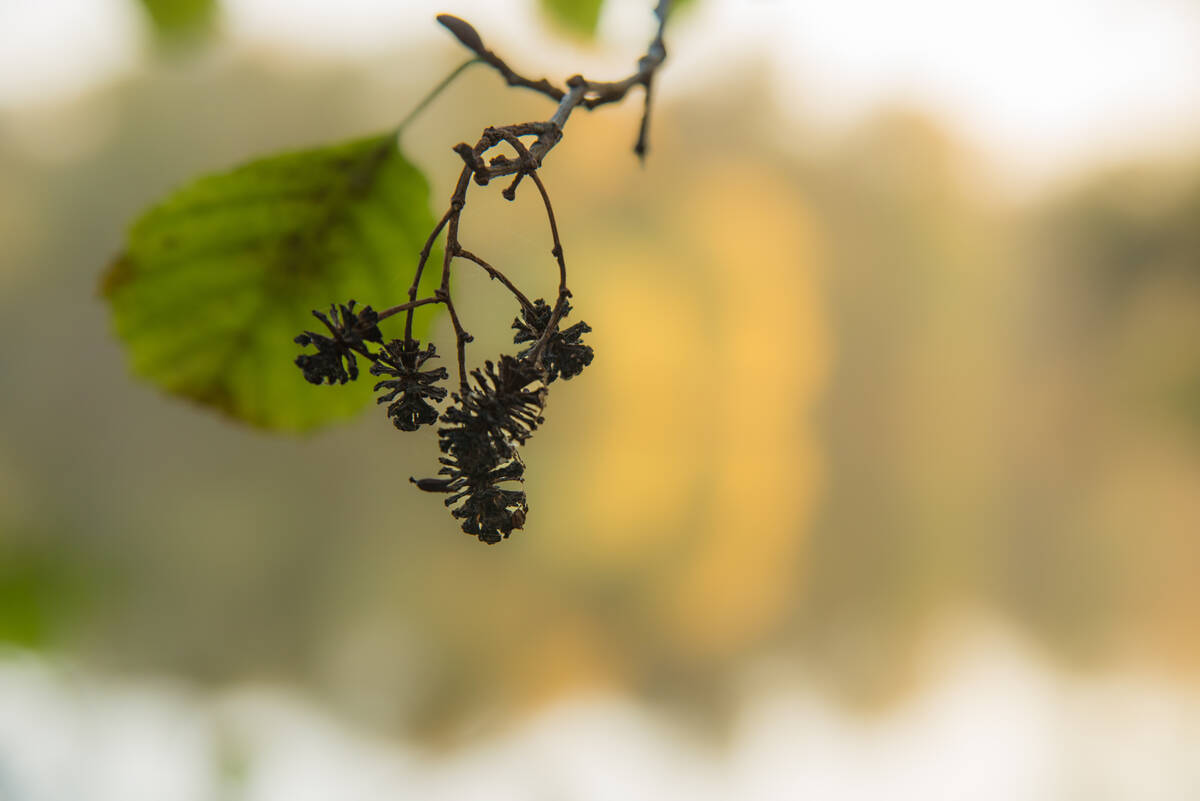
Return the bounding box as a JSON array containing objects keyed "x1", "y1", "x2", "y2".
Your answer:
[
  {"x1": 452, "y1": 142, "x2": 478, "y2": 168},
  {"x1": 502, "y1": 172, "x2": 524, "y2": 200}
]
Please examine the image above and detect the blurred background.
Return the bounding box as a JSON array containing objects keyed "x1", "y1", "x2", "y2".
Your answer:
[{"x1": 3, "y1": 0, "x2": 1200, "y2": 798}]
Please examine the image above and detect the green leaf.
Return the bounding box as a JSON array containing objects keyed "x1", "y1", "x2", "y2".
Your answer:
[
  {"x1": 540, "y1": 0, "x2": 606, "y2": 39},
  {"x1": 103, "y1": 134, "x2": 442, "y2": 431},
  {"x1": 137, "y1": 0, "x2": 216, "y2": 42}
]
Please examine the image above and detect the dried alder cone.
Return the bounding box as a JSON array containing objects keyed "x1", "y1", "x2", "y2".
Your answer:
[
  {"x1": 371, "y1": 340, "x2": 448, "y2": 432},
  {"x1": 292, "y1": 4, "x2": 670, "y2": 542},
  {"x1": 294, "y1": 301, "x2": 382, "y2": 386}
]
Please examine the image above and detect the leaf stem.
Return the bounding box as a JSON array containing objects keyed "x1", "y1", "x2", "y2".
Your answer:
[{"x1": 396, "y1": 57, "x2": 481, "y2": 135}]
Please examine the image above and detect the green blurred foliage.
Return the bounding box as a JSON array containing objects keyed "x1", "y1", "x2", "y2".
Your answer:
[
  {"x1": 540, "y1": 0, "x2": 606, "y2": 38},
  {"x1": 540, "y1": 0, "x2": 696, "y2": 39},
  {"x1": 137, "y1": 0, "x2": 217, "y2": 43},
  {"x1": 0, "y1": 535, "x2": 89, "y2": 649},
  {"x1": 1027, "y1": 165, "x2": 1200, "y2": 441},
  {"x1": 1010, "y1": 165, "x2": 1200, "y2": 667},
  {"x1": 104, "y1": 136, "x2": 441, "y2": 431}
]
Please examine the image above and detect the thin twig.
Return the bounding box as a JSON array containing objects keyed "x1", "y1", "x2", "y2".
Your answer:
[
  {"x1": 439, "y1": 183, "x2": 473, "y2": 391},
  {"x1": 527, "y1": 170, "x2": 566, "y2": 291},
  {"x1": 634, "y1": 76, "x2": 654, "y2": 161},
  {"x1": 454, "y1": 248, "x2": 535, "y2": 312},
  {"x1": 404, "y1": 167, "x2": 471, "y2": 342},
  {"x1": 376, "y1": 296, "x2": 442, "y2": 322},
  {"x1": 526, "y1": 170, "x2": 572, "y2": 366},
  {"x1": 436, "y1": 15, "x2": 566, "y2": 102},
  {"x1": 439, "y1": 290, "x2": 472, "y2": 392}
]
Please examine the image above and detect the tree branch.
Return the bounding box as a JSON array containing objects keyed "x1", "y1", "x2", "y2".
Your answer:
[{"x1": 437, "y1": 0, "x2": 671, "y2": 167}]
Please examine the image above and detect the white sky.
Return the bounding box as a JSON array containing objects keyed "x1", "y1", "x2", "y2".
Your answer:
[{"x1": 2, "y1": 0, "x2": 1199, "y2": 184}]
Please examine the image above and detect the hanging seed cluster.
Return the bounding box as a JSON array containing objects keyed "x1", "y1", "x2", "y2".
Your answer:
[{"x1": 292, "y1": 8, "x2": 670, "y2": 542}]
